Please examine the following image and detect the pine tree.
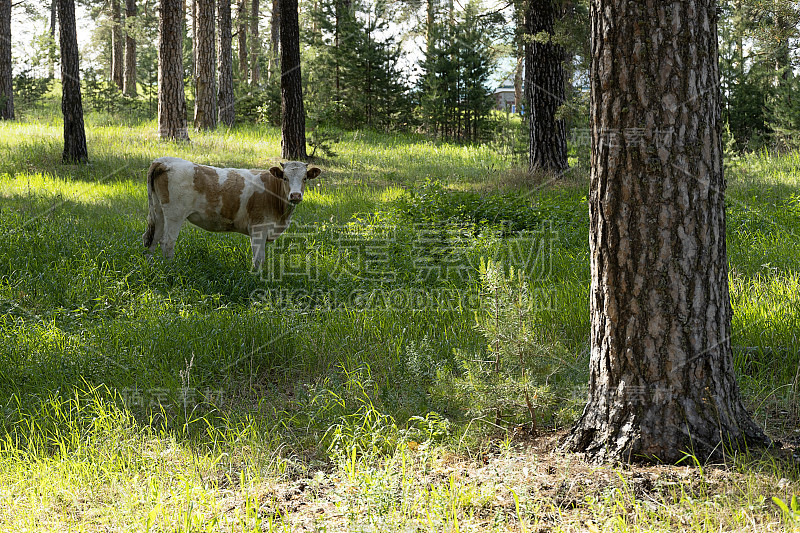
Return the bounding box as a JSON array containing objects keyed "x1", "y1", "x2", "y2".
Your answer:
[
  {"x1": 158, "y1": 0, "x2": 191, "y2": 140},
  {"x1": 0, "y1": 0, "x2": 13, "y2": 120},
  {"x1": 59, "y1": 0, "x2": 89, "y2": 162}
]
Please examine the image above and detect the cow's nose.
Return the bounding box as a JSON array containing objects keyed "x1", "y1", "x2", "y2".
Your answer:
[{"x1": 289, "y1": 192, "x2": 302, "y2": 204}]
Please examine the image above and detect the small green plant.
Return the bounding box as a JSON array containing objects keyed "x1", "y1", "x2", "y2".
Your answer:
[
  {"x1": 441, "y1": 259, "x2": 555, "y2": 433},
  {"x1": 773, "y1": 495, "x2": 800, "y2": 525}
]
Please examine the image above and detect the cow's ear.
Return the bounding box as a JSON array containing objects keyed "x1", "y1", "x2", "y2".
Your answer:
[
  {"x1": 269, "y1": 166, "x2": 285, "y2": 179},
  {"x1": 306, "y1": 167, "x2": 322, "y2": 180}
]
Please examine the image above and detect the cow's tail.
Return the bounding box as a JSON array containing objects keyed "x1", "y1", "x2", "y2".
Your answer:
[{"x1": 143, "y1": 161, "x2": 167, "y2": 249}]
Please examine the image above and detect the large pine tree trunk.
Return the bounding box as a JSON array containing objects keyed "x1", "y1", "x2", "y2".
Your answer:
[
  {"x1": 194, "y1": 0, "x2": 217, "y2": 129},
  {"x1": 268, "y1": 0, "x2": 279, "y2": 81},
  {"x1": 562, "y1": 0, "x2": 770, "y2": 463},
  {"x1": 123, "y1": 0, "x2": 138, "y2": 96},
  {"x1": 249, "y1": 0, "x2": 260, "y2": 85},
  {"x1": 58, "y1": 0, "x2": 88, "y2": 162},
  {"x1": 218, "y1": 0, "x2": 235, "y2": 126},
  {"x1": 279, "y1": 0, "x2": 305, "y2": 159},
  {"x1": 158, "y1": 0, "x2": 190, "y2": 141},
  {"x1": 111, "y1": 0, "x2": 124, "y2": 89},
  {"x1": 237, "y1": 0, "x2": 248, "y2": 80},
  {"x1": 524, "y1": 0, "x2": 567, "y2": 172},
  {"x1": 0, "y1": 0, "x2": 13, "y2": 120}
]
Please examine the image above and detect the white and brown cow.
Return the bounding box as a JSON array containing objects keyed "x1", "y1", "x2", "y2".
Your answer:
[{"x1": 142, "y1": 156, "x2": 321, "y2": 269}]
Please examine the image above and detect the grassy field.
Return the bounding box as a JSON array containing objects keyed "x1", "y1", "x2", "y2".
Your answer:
[{"x1": 0, "y1": 112, "x2": 798, "y2": 532}]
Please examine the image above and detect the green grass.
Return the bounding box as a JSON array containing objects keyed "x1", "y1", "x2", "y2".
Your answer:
[{"x1": 0, "y1": 111, "x2": 798, "y2": 531}]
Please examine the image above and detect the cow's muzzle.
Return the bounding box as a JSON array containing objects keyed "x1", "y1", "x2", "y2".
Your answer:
[{"x1": 289, "y1": 192, "x2": 303, "y2": 204}]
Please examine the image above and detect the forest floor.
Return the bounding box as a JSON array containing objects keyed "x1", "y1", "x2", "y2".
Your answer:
[{"x1": 0, "y1": 112, "x2": 798, "y2": 531}]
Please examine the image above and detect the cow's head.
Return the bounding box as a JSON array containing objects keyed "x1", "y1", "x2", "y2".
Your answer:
[{"x1": 270, "y1": 161, "x2": 322, "y2": 205}]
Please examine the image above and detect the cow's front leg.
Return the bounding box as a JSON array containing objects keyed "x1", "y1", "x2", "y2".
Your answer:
[{"x1": 249, "y1": 224, "x2": 269, "y2": 270}]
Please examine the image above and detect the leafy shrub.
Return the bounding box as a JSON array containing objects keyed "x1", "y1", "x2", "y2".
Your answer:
[
  {"x1": 13, "y1": 70, "x2": 53, "y2": 110},
  {"x1": 394, "y1": 179, "x2": 583, "y2": 236}
]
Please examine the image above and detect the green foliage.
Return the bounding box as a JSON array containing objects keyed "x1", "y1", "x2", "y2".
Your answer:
[
  {"x1": 434, "y1": 259, "x2": 556, "y2": 431},
  {"x1": 394, "y1": 179, "x2": 584, "y2": 236},
  {"x1": 235, "y1": 77, "x2": 282, "y2": 126},
  {"x1": 13, "y1": 69, "x2": 53, "y2": 110},
  {"x1": 772, "y1": 495, "x2": 800, "y2": 525},
  {"x1": 418, "y1": 0, "x2": 501, "y2": 143},
  {"x1": 718, "y1": 0, "x2": 800, "y2": 150},
  {"x1": 306, "y1": 0, "x2": 412, "y2": 131}
]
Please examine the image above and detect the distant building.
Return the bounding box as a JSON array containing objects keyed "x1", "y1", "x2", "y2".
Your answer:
[{"x1": 493, "y1": 84, "x2": 518, "y2": 113}]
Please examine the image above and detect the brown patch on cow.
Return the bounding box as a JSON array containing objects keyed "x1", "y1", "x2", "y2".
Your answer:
[
  {"x1": 193, "y1": 165, "x2": 220, "y2": 218},
  {"x1": 306, "y1": 167, "x2": 322, "y2": 180},
  {"x1": 148, "y1": 161, "x2": 171, "y2": 204},
  {"x1": 246, "y1": 171, "x2": 290, "y2": 227},
  {"x1": 219, "y1": 171, "x2": 245, "y2": 221}
]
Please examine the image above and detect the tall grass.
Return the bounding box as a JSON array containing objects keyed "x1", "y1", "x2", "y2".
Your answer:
[{"x1": 0, "y1": 114, "x2": 797, "y2": 531}]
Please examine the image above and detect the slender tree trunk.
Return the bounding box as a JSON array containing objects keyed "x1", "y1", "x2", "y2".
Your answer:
[
  {"x1": 269, "y1": 0, "x2": 279, "y2": 81},
  {"x1": 158, "y1": 0, "x2": 190, "y2": 140},
  {"x1": 524, "y1": 0, "x2": 567, "y2": 172},
  {"x1": 58, "y1": 0, "x2": 88, "y2": 162},
  {"x1": 250, "y1": 0, "x2": 260, "y2": 85},
  {"x1": 49, "y1": 0, "x2": 57, "y2": 78},
  {"x1": 0, "y1": 0, "x2": 13, "y2": 120},
  {"x1": 123, "y1": 0, "x2": 138, "y2": 96},
  {"x1": 562, "y1": 0, "x2": 770, "y2": 463},
  {"x1": 111, "y1": 0, "x2": 124, "y2": 89},
  {"x1": 237, "y1": 0, "x2": 248, "y2": 79},
  {"x1": 194, "y1": 0, "x2": 217, "y2": 129},
  {"x1": 192, "y1": 0, "x2": 197, "y2": 82},
  {"x1": 279, "y1": 0, "x2": 306, "y2": 159},
  {"x1": 218, "y1": 0, "x2": 235, "y2": 126}
]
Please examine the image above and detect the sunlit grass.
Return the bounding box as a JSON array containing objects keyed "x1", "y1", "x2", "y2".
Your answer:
[{"x1": 0, "y1": 114, "x2": 798, "y2": 531}]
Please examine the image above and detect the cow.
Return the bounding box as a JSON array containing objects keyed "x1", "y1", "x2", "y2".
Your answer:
[{"x1": 142, "y1": 156, "x2": 321, "y2": 269}]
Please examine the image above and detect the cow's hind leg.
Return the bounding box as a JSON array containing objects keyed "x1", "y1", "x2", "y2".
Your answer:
[
  {"x1": 159, "y1": 217, "x2": 185, "y2": 260},
  {"x1": 144, "y1": 209, "x2": 165, "y2": 259}
]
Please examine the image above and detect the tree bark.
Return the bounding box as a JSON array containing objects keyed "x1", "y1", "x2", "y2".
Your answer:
[
  {"x1": 249, "y1": 0, "x2": 260, "y2": 85},
  {"x1": 123, "y1": 0, "x2": 138, "y2": 96},
  {"x1": 194, "y1": 0, "x2": 217, "y2": 129},
  {"x1": 524, "y1": 0, "x2": 568, "y2": 172},
  {"x1": 218, "y1": 0, "x2": 235, "y2": 126},
  {"x1": 111, "y1": 0, "x2": 125, "y2": 89},
  {"x1": 49, "y1": 0, "x2": 57, "y2": 78},
  {"x1": 0, "y1": 0, "x2": 13, "y2": 120},
  {"x1": 279, "y1": 0, "x2": 306, "y2": 159},
  {"x1": 268, "y1": 0, "x2": 279, "y2": 81},
  {"x1": 158, "y1": 0, "x2": 190, "y2": 140},
  {"x1": 562, "y1": 0, "x2": 771, "y2": 463},
  {"x1": 237, "y1": 0, "x2": 248, "y2": 79},
  {"x1": 58, "y1": 0, "x2": 88, "y2": 162}
]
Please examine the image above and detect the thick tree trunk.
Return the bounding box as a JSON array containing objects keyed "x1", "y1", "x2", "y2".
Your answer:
[
  {"x1": 237, "y1": 0, "x2": 248, "y2": 79},
  {"x1": 218, "y1": 0, "x2": 235, "y2": 126},
  {"x1": 0, "y1": 0, "x2": 13, "y2": 120},
  {"x1": 268, "y1": 0, "x2": 279, "y2": 81},
  {"x1": 58, "y1": 0, "x2": 88, "y2": 162},
  {"x1": 123, "y1": 0, "x2": 138, "y2": 96},
  {"x1": 194, "y1": 0, "x2": 217, "y2": 129},
  {"x1": 111, "y1": 0, "x2": 124, "y2": 89},
  {"x1": 562, "y1": 0, "x2": 770, "y2": 463},
  {"x1": 158, "y1": 0, "x2": 190, "y2": 141},
  {"x1": 249, "y1": 0, "x2": 260, "y2": 85},
  {"x1": 279, "y1": 0, "x2": 305, "y2": 159},
  {"x1": 524, "y1": 0, "x2": 567, "y2": 172}
]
